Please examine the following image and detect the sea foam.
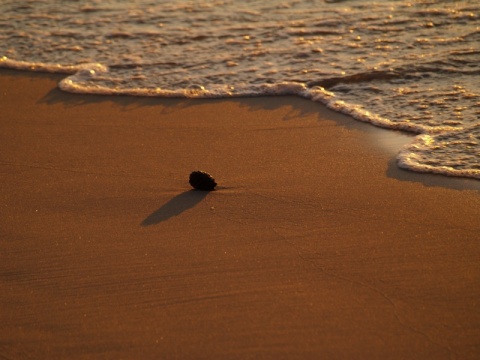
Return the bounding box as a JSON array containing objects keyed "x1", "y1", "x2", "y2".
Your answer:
[{"x1": 1, "y1": 0, "x2": 479, "y2": 179}]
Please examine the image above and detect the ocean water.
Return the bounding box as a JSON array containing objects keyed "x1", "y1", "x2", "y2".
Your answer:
[{"x1": 1, "y1": 0, "x2": 479, "y2": 179}]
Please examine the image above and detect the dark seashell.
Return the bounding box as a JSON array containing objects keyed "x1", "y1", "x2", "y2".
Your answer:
[{"x1": 189, "y1": 171, "x2": 217, "y2": 191}]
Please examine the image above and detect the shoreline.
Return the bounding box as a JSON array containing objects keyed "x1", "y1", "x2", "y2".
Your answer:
[
  {"x1": 3, "y1": 67, "x2": 480, "y2": 190},
  {"x1": 1, "y1": 68, "x2": 479, "y2": 359}
]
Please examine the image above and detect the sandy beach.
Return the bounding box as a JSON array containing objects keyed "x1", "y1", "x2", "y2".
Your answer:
[{"x1": 1, "y1": 68, "x2": 479, "y2": 359}]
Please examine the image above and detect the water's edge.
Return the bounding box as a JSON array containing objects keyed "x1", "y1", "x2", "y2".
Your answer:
[{"x1": 2, "y1": 63, "x2": 478, "y2": 182}]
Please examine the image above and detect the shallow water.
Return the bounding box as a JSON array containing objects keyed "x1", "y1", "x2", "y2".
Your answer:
[{"x1": 1, "y1": 0, "x2": 479, "y2": 179}]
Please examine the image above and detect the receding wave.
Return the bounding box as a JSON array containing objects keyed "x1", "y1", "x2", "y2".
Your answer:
[{"x1": 1, "y1": 0, "x2": 479, "y2": 179}]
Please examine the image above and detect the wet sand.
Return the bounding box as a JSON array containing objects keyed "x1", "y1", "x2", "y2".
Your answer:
[{"x1": 1, "y1": 69, "x2": 479, "y2": 359}]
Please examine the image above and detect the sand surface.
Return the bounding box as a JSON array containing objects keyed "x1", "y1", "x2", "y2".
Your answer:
[{"x1": 1, "y1": 69, "x2": 479, "y2": 359}]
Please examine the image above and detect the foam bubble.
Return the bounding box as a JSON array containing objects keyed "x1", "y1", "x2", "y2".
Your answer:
[{"x1": 397, "y1": 124, "x2": 480, "y2": 179}]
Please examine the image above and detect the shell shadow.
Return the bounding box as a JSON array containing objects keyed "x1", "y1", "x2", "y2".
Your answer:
[{"x1": 141, "y1": 190, "x2": 209, "y2": 226}]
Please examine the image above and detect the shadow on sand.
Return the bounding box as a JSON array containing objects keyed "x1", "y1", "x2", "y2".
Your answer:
[
  {"x1": 386, "y1": 157, "x2": 480, "y2": 191},
  {"x1": 141, "y1": 190, "x2": 209, "y2": 226}
]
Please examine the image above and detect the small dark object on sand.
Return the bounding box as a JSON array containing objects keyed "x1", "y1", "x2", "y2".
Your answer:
[{"x1": 189, "y1": 171, "x2": 217, "y2": 191}]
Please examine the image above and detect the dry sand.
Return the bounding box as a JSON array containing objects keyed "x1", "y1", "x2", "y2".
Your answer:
[{"x1": 1, "y1": 68, "x2": 479, "y2": 359}]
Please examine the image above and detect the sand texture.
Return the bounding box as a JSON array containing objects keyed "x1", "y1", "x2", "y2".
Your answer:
[{"x1": 1, "y1": 69, "x2": 480, "y2": 359}]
